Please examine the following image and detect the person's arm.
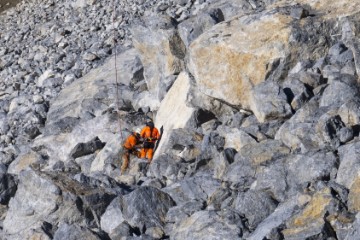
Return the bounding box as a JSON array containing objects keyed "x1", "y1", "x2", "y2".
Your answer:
[
  {"x1": 140, "y1": 127, "x2": 147, "y2": 138},
  {"x1": 154, "y1": 128, "x2": 160, "y2": 140}
]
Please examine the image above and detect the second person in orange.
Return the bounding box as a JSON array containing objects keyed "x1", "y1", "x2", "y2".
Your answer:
[{"x1": 140, "y1": 120, "x2": 160, "y2": 162}]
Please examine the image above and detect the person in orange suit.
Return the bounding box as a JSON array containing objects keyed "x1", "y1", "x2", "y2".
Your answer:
[
  {"x1": 121, "y1": 128, "x2": 142, "y2": 173},
  {"x1": 140, "y1": 121, "x2": 160, "y2": 162}
]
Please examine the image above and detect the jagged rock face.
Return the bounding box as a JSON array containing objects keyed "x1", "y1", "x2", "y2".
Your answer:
[
  {"x1": 188, "y1": 10, "x2": 293, "y2": 109},
  {"x1": 188, "y1": 2, "x2": 345, "y2": 119},
  {"x1": 4, "y1": 0, "x2": 360, "y2": 239}
]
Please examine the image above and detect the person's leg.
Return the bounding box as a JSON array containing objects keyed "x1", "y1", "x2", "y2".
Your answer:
[
  {"x1": 140, "y1": 148, "x2": 146, "y2": 158},
  {"x1": 147, "y1": 148, "x2": 154, "y2": 162},
  {"x1": 121, "y1": 151, "x2": 130, "y2": 173},
  {"x1": 134, "y1": 150, "x2": 141, "y2": 158}
]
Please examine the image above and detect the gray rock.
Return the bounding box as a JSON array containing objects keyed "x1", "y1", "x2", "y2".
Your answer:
[
  {"x1": 24, "y1": 124, "x2": 41, "y2": 139},
  {"x1": 254, "y1": 159, "x2": 287, "y2": 202},
  {"x1": 53, "y1": 222, "x2": 101, "y2": 240},
  {"x1": 109, "y1": 222, "x2": 133, "y2": 239},
  {"x1": 282, "y1": 76, "x2": 314, "y2": 111},
  {"x1": 290, "y1": 6, "x2": 308, "y2": 19},
  {"x1": 336, "y1": 141, "x2": 360, "y2": 189},
  {"x1": 345, "y1": 213, "x2": 360, "y2": 240},
  {"x1": 339, "y1": 127, "x2": 354, "y2": 143},
  {"x1": 100, "y1": 196, "x2": 125, "y2": 235},
  {"x1": 200, "y1": 0, "x2": 254, "y2": 20},
  {"x1": 121, "y1": 186, "x2": 176, "y2": 232},
  {"x1": 338, "y1": 99, "x2": 360, "y2": 126},
  {"x1": 160, "y1": 128, "x2": 203, "y2": 162},
  {"x1": 0, "y1": 173, "x2": 17, "y2": 204},
  {"x1": 234, "y1": 190, "x2": 277, "y2": 229},
  {"x1": 341, "y1": 61, "x2": 356, "y2": 75},
  {"x1": 239, "y1": 139, "x2": 290, "y2": 166},
  {"x1": 131, "y1": 18, "x2": 185, "y2": 103},
  {"x1": 163, "y1": 174, "x2": 221, "y2": 204},
  {"x1": 213, "y1": 148, "x2": 237, "y2": 180},
  {"x1": 82, "y1": 52, "x2": 99, "y2": 61},
  {"x1": 286, "y1": 151, "x2": 337, "y2": 188},
  {"x1": 316, "y1": 114, "x2": 345, "y2": 148},
  {"x1": 247, "y1": 195, "x2": 303, "y2": 240},
  {"x1": 320, "y1": 80, "x2": 359, "y2": 107},
  {"x1": 0, "y1": 148, "x2": 15, "y2": 165},
  {"x1": 322, "y1": 64, "x2": 341, "y2": 79},
  {"x1": 3, "y1": 169, "x2": 61, "y2": 236},
  {"x1": 166, "y1": 200, "x2": 205, "y2": 224},
  {"x1": 217, "y1": 126, "x2": 257, "y2": 151},
  {"x1": 145, "y1": 227, "x2": 165, "y2": 239},
  {"x1": 170, "y1": 210, "x2": 243, "y2": 240},
  {"x1": 0, "y1": 119, "x2": 10, "y2": 136},
  {"x1": 42, "y1": 77, "x2": 64, "y2": 88},
  {"x1": 70, "y1": 136, "x2": 106, "y2": 159},
  {"x1": 148, "y1": 153, "x2": 183, "y2": 182},
  {"x1": 275, "y1": 97, "x2": 325, "y2": 153},
  {"x1": 222, "y1": 155, "x2": 256, "y2": 190},
  {"x1": 178, "y1": 9, "x2": 224, "y2": 47},
  {"x1": 249, "y1": 81, "x2": 292, "y2": 123},
  {"x1": 116, "y1": 49, "x2": 144, "y2": 87}
]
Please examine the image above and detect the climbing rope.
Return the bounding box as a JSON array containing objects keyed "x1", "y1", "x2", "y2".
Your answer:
[{"x1": 112, "y1": 0, "x2": 124, "y2": 142}]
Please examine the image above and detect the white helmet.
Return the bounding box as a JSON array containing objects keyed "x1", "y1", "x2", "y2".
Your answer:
[{"x1": 135, "y1": 128, "x2": 141, "y2": 134}]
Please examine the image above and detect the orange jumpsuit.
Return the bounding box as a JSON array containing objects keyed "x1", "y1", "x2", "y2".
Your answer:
[
  {"x1": 140, "y1": 126, "x2": 160, "y2": 161},
  {"x1": 121, "y1": 133, "x2": 140, "y2": 173}
]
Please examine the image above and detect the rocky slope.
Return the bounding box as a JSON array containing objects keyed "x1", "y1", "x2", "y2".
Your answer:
[{"x1": 2, "y1": 0, "x2": 360, "y2": 239}]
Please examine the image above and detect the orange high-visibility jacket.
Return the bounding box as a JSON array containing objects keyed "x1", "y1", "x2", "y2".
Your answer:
[
  {"x1": 123, "y1": 133, "x2": 139, "y2": 149},
  {"x1": 140, "y1": 126, "x2": 160, "y2": 143}
]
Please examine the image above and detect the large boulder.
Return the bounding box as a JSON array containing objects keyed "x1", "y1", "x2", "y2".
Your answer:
[
  {"x1": 121, "y1": 186, "x2": 176, "y2": 232},
  {"x1": 188, "y1": 7, "x2": 334, "y2": 110},
  {"x1": 46, "y1": 52, "x2": 135, "y2": 123},
  {"x1": 3, "y1": 169, "x2": 61, "y2": 237},
  {"x1": 115, "y1": 48, "x2": 144, "y2": 87},
  {"x1": 3, "y1": 169, "x2": 116, "y2": 239},
  {"x1": 100, "y1": 196, "x2": 125, "y2": 236},
  {"x1": 154, "y1": 72, "x2": 197, "y2": 158},
  {"x1": 131, "y1": 14, "x2": 186, "y2": 104},
  {"x1": 30, "y1": 113, "x2": 118, "y2": 170}
]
